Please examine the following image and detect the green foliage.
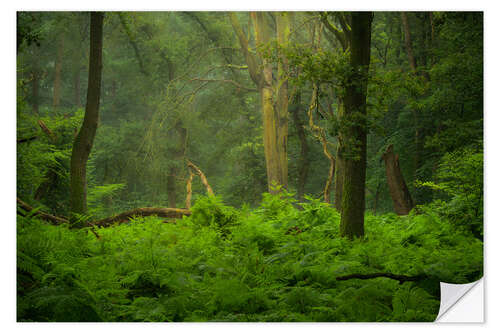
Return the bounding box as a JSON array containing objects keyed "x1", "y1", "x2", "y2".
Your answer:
[
  {"x1": 18, "y1": 195, "x2": 482, "y2": 322},
  {"x1": 416, "y1": 147, "x2": 483, "y2": 238}
]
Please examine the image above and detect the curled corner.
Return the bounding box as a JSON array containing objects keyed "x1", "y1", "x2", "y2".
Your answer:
[{"x1": 435, "y1": 278, "x2": 483, "y2": 322}]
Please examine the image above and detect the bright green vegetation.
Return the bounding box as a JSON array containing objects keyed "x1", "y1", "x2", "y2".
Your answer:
[{"x1": 18, "y1": 192, "x2": 482, "y2": 322}]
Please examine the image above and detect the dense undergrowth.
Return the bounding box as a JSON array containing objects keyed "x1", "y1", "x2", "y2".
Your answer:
[{"x1": 17, "y1": 194, "x2": 482, "y2": 322}]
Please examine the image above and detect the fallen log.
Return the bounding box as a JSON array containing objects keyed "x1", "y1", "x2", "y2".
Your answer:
[
  {"x1": 336, "y1": 272, "x2": 426, "y2": 284},
  {"x1": 17, "y1": 136, "x2": 38, "y2": 144},
  {"x1": 89, "y1": 207, "x2": 191, "y2": 227},
  {"x1": 16, "y1": 198, "x2": 69, "y2": 225},
  {"x1": 17, "y1": 197, "x2": 191, "y2": 228}
]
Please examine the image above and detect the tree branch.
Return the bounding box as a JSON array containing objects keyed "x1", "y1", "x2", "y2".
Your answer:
[
  {"x1": 118, "y1": 13, "x2": 149, "y2": 76},
  {"x1": 229, "y1": 13, "x2": 262, "y2": 86},
  {"x1": 189, "y1": 78, "x2": 258, "y2": 92},
  {"x1": 187, "y1": 161, "x2": 215, "y2": 197},
  {"x1": 17, "y1": 198, "x2": 69, "y2": 225},
  {"x1": 320, "y1": 12, "x2": 347, "y2": 50}
]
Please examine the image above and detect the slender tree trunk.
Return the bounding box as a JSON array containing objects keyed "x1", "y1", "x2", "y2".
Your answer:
[
  {"x1": 401, "y1": 12, "x2": 417, "y2": 72},
  {"x1": 275, "y1": 12, "x2": 290, "y2": 192},
  {"x1": 401, "y1": 12, "x2": 428, "y2": 203},
  {"x1": 70, "y1": 12, "x2": 104, "y2": 217},
  {"x1": 339, "y1": 12, "x2": 372, "y2": 239},
  {"x1": 32, "y1": 69, "x2": 40, "y2": 115},
  {"x1": 73, "y1": 67, "x2": 81, "y2": 108},
  {"x1": 382, "y1": 145, "x2": 414, "y2": 215},
  {"x1": 334, "y1": 101, "x2": 344, "y2": 212},
  {"x1": 166, "y1": 168, "x2": 177, "y2": 208},
  {"x1": 373, "y1": 181, "x2": 382, "y2": 214},
  {"x1": 290, "y1": 94, "x2": 310, "y2": 200},
  {"x1": 53, "y1": 35, "x2": 64, "y2": 109},
  {"x1": 166, "y1": 121, "x2": 187, "y2": 208}
]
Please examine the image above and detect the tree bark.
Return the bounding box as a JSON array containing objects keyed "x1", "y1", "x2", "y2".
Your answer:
[
  {"x1": 401, "y1": 12, "x2": 417, "y2": 72},
  {"x1": 290, "y1": 94, "x2": 309, "y2": 201},
  {"x1": 185, "y1": 171, "x2": 194, "y2": 209},
  {"x1": 253, "y1": 12, "x2": 289, "y2": 193},
  {"x1": 275, "y1": 12, "x2": 290, "y2": 192},
  {"x1": 231, "y1": 12, "x2": 289, "y2": 193},
  {"x1": 307, "y1": 86, "x2": 336, "y2": 204},
  {"x1": 166, "y1": 121, "x2": 187, "y2": 208},
  {"x1": 53, "y1": 35, "x2": 64, "y2": 109},
  {"x1": 73, "y1": 67, "x2": 81, "y2": 108},
  {"x1": 69, "y1": 12, "x2": 104, "y2": 217},
  {"x1": 31, "y1": 69, "x2": 40, "y2": 115},
  {"x1": 334, "y1": 102, "x2": 345, "y2": 212},
  {"x1": 382, "y1": 144, "x2": 414, "y2": 215},
  {"x1": 339, "y1": 12, "x2": 372, "y2": 239}
]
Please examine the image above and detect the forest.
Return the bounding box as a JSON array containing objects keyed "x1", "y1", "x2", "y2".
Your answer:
[{"x1": 16, "y1": 11, "x2": 483, "y2": 322}]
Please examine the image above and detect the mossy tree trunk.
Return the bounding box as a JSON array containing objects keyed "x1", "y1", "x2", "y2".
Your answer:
[
  {"x1": 254, "y1": 12, "x2": 290, "y2": 193},
  {"x1": 339, "y1": 12, "x2": 373, "y2": 239},
  {"x1": 231, "y1": 12, "x2": 290, "y2": 194},
  {"x1": 69, "y1": 12, "x2": 104, "y2": 217}
]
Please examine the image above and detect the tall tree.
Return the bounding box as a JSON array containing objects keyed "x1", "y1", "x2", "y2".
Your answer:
[
  {"x1": 69, "y1": 12, "x2": 104, "y2": 217},
  {"x1": 339, "y1": 12, "x2": 373, "y2": 239},
  {"x1": 52, "y1": 34, "x2": 64, "y2": 109},
  {"x1": 230, "y1": 12, "x2": 290, "y2": 193}
]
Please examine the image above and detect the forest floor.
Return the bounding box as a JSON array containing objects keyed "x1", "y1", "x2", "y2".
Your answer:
[{"x1": 17, "y1": 195, "x2": 483, "y2": 322}]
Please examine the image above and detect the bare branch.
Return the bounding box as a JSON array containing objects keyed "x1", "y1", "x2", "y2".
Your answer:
[{"x1": 189, "y1": 78, "x2": 258, "y2": 92}]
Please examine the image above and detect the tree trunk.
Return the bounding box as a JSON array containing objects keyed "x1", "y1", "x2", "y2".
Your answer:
[
  {"x1": 290, "y1": 94, "x2": 309, "y2": 201},
  {"x1": 73, "y1": 67, "x2": 81, "y2": 108},
  {"x1": 382, "y1": 144, "x2": 414, "y2": 215},
  {"x1": 307, "y1": 86, "x2": 335, "y2": 204},
  {"x1": 69, "y1": 12, "x2": 104, "y2": 218},
  {"x1": 166, "y1": 120, "x2": 187, "y2": 208},
  {"x1": 253, "y1": 12, "x2": 289, "y2": 193},
  {"x1": 166, "y1": 167, "x2": 177, "y2": 208},
  {"x1": 401, "y1": 12, "x2": 417, "y2": 72},
  {"x1": 275, "y1": 12, "x2": 290, "y2": 192},
  {"x1": 31, "y1": 69, "x2": 40, "y2": 115},
  {"x1": 232, "y1": 12, "x2": 289, "y2": 194},
  {"x1": 53, "y1": 35, "x2": 64, "y2": 109},
  {"x1": 334, "y1": 101, "x2": 344, "y2": 212},
  {"x1": 339, "y1": 12, "x2": 372, "y2": 239}
]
